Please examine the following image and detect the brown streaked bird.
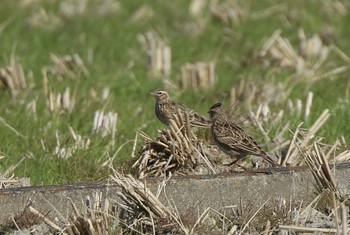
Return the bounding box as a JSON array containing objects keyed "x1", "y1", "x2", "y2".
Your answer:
[
  {"x1": 151, "y1": 89, "x2": 211, "y2": 128},
  {"x1": 208, "y1": 103, "x2": 276, "y2": 166}
]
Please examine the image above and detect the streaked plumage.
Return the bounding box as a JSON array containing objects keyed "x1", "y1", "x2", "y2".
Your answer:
[
  {"x1": 151, "y1": 89, "x2": 211, "y2": 128},
  {"x1": 208, "y1": 103, "x2": 276, "y2": 166}
]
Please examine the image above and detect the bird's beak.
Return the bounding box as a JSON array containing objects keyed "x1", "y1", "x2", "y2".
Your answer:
[{"x1": 150, "y1": 91, "x2": 155, "y2": 96}]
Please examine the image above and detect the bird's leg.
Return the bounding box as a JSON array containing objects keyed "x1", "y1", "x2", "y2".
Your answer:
[{"x1": 224, "y1": 157, "x2": 247, "y2": 171}]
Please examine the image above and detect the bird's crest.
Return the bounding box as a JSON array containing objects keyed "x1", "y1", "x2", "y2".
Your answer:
[{"x1": 208, "y1": 103, "x2": 222, "y2": 113}]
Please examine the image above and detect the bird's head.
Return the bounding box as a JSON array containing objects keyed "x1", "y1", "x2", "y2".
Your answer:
[
  {"x1": 208, "y1": 102, "x2": 223, "y2": 119},
  {"x1": 150, "y1": 89, "x2": 170, "y2": 101}
]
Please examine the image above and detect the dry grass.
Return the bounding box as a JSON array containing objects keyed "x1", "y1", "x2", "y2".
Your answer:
[
  {"x1": 110, "y1": 170, "x2": 178, "y2": 234},
  {"x1": 258, "y1": 29, "x2": 350, "y2": 83},
  {"x1": 0, "y1": 173, "x2": 30, "y2": 189},
  {"x1": 0, "y1": 54, "x2": 31, "y2": 96},
  {"x1": 0, "y1": 153, "x2": 30, "y2": 189},
  {"x1": 2, "y1": 141, "x2": 348, "y2": 234},
  {"x1": 110, "y1": 153, "x2": 349, "y2": 234},
  {"x1": 132, "y1": 109, "x2": 211, "y2": 178},
  {"x1": 1, "y1": 0, "x2": 350, "y2": 233},
  {"x1": 116, "y1": 92, "x2": 349, "y2": 233},
  {"x1": 138, "y1": 31, "x2": 171, "y2": 78},
  {"x1": 65, "y1": 193, "x2": 116, "y2": 235},
  {"x1": 180, "y1": 62, "x2": 215, "y2": 90},
  {"x1": 1, "y1": 204, "x2": 63, "y2": 234},
  {"x1": 45, "y1": 53, "x2": 89, "y2": 80}
]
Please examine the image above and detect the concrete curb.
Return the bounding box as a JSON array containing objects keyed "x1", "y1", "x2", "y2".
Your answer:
[{"x1": 1, "y1": 163, "x2": 349, "y2": 225}]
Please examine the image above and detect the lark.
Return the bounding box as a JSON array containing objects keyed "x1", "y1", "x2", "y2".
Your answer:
[
  {"x1": 151, "y1": 89, "x2": 211, "y2": 128},
  {"x1": 208, "y1": 103, "x2": 276, "y2": 166}
]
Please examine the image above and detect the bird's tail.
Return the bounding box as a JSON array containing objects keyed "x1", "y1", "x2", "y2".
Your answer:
[
  {"x1": 190, "y1": 112, "x2": 212, "y2": 128},
  {"x1": 261, "y1": 151, "x2": 278, "y2": 167}
]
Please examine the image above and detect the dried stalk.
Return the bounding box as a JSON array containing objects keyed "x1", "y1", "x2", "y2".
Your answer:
[
  {"x1": 285, "y1": 109, "x2": 330, "y2": 165},
  {"x1": 110, "y1": 170, "x2": 171, "y2": 222},
  {"x1": 29, "y1": 206, "x2": 63, "y2": 232},
  {"x1": 133, "y1": 108, "x2": 203, "y2": 178},
  {"x1": 278, "y1": 225, "x2": 338, "y2": 233}
]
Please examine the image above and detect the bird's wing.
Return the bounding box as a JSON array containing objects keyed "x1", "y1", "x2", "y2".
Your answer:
[
  {"x1": 216, "y1": 122, "x2": 264, "y2": 156},
  {"x1": 174, "y1": 102, "x2": 211, "y2": 127}
]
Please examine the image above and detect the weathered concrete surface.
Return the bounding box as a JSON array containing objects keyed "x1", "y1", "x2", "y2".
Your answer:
[{"x1": 1, "y1": 163, "x2": 350, "y2": 225}]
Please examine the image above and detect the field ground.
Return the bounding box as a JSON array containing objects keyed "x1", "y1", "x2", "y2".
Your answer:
[
  {"x1": 1, "y1": 0, "x2": 350, "y2": 233},
  {"x1": 1, "y1": 0, "x2": 349, "y2": 185}
]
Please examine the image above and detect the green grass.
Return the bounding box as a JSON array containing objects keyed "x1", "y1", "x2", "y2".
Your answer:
[{"x1": 0, "y1": 0, "x2": 349, "y2": 185}]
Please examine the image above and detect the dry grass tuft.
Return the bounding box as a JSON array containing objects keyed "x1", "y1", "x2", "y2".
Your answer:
[
  {"x1": 45, "y1": 87, "x2": 75, "y2": 115},
  {"x1": 258, "y1": 29, "x2": 350, "y2": 82},
  {"x1": 66, "y1": 192, "x2": 116, "y2": 235},
  {"x1": 132, "y1": 110, "x2": 201, "y2": 178},
  {"x1": 230, "y1": 79, "x2": 288, "y2": 108},
  {"x1": 2, "y1": 204, "x2": 64, "y2": 233},
  {"x1": 27, "y1": 8, "x2": 62, "y2": 31},
  {"x1": 59, "y1": 0, "x2": 120, "y2": 18},
  {"x1": 0, "y1": 173, "x2": 30, "y2": 189},
  {"x1": 210, "y1": 1, "x2": 245, "y2": 25},
  {"x1": 138, "y1": 31, "x2": 171, "y2": 79},
  {"x1": 180, "y1": 62, "x2": 215, "y2": 91},
  {"x1": 20, "y1": 0, "x2": 42, "y2": 7},
  {"x1": 282, "y1": 109, "x2": 330, "y2": 166},
  {"x1": 130, "y1": 5, "x2": 154, "y2": 23},
  {"x1": 45, "y1": 53, "x2": 89, "y2": 80},
  {"x1": 4, "y1": 208, "x2": 45, "y2": 232},
  {"x1": 110, "y1": 170, "x2": 178, "y2": 234},
  {"x1": 53, "y1": 127, "x2": 91, "y2": 159},
  {"x1": 189, "y1": 0, "x2": 208, "y2": 17},
  {"x1": 303, "y1": 143, "x2": 341, "y2": 197},
  {"x1": 0, "y1": 58, "x2": 30, "y2": 96},
  {"x1": 322, "y1": 0, "x2": 348, "y2": 17},
  {"x1": 219, "y1": 197, "x2": 304, "y2": 233},
  {"x1": 243, "y1": 100, "x2": 340, "y2": 167},
  {"x1": 277, "y1": 137, "x2": 350, "y2": 234},
  {"x1": 41, "y1": 54, "x2": 88, "y2": 115},
  {"x1": 0, "y1": 153, "x2": 30, "y2": 189},
  {"x1": 92, "y1": 111, "x2": 118, "y2": 145}
]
